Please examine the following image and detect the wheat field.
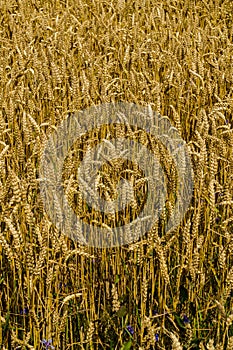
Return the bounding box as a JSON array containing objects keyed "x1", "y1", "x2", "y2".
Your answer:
[{"x1": 0, "y1": 0, "x2": 233, "y2": 349}]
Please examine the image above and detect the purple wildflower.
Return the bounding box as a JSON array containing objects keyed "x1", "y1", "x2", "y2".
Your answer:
[
  {"x1": 155, "y1": 333, "x2": 159, "y2": 342},
  {"x1": 41, "y1": 339, "x2": 55, "y2": 349},
  {"x1": 183, "y1": 315, "x2": 190, "y2": 324},
  {"x1": 126, "y1": 325, "x2": 134, "y2": 336},
  {"x1": 20, "y1": 307, "x2": 29, "y2": 315}
]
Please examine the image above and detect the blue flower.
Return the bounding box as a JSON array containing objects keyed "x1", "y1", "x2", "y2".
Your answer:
[
  {"x1": 20, "y1": 307, "x2": 29, "y2": 315},
  {"x1": 126, "y1": 325, "x2": 134, "y2": 336},
  {"x1": 155, "y1": 333, "x2": 159, "y2": 342},
  {"x1": 41, "y1": 339, "x2": 55, "y2": 349},
  {"x1": 183, "y1": 315, "x2": 190, "y2": 324}
]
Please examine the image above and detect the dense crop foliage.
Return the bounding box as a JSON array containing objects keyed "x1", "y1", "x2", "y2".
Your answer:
[{"x1": 0, "y1": 0, "x2": 233, "y2": 348}]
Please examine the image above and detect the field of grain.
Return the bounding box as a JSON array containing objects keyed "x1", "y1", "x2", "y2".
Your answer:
[{"x1": 0, "y1": 0, "x2": 233, "y2": 349}]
